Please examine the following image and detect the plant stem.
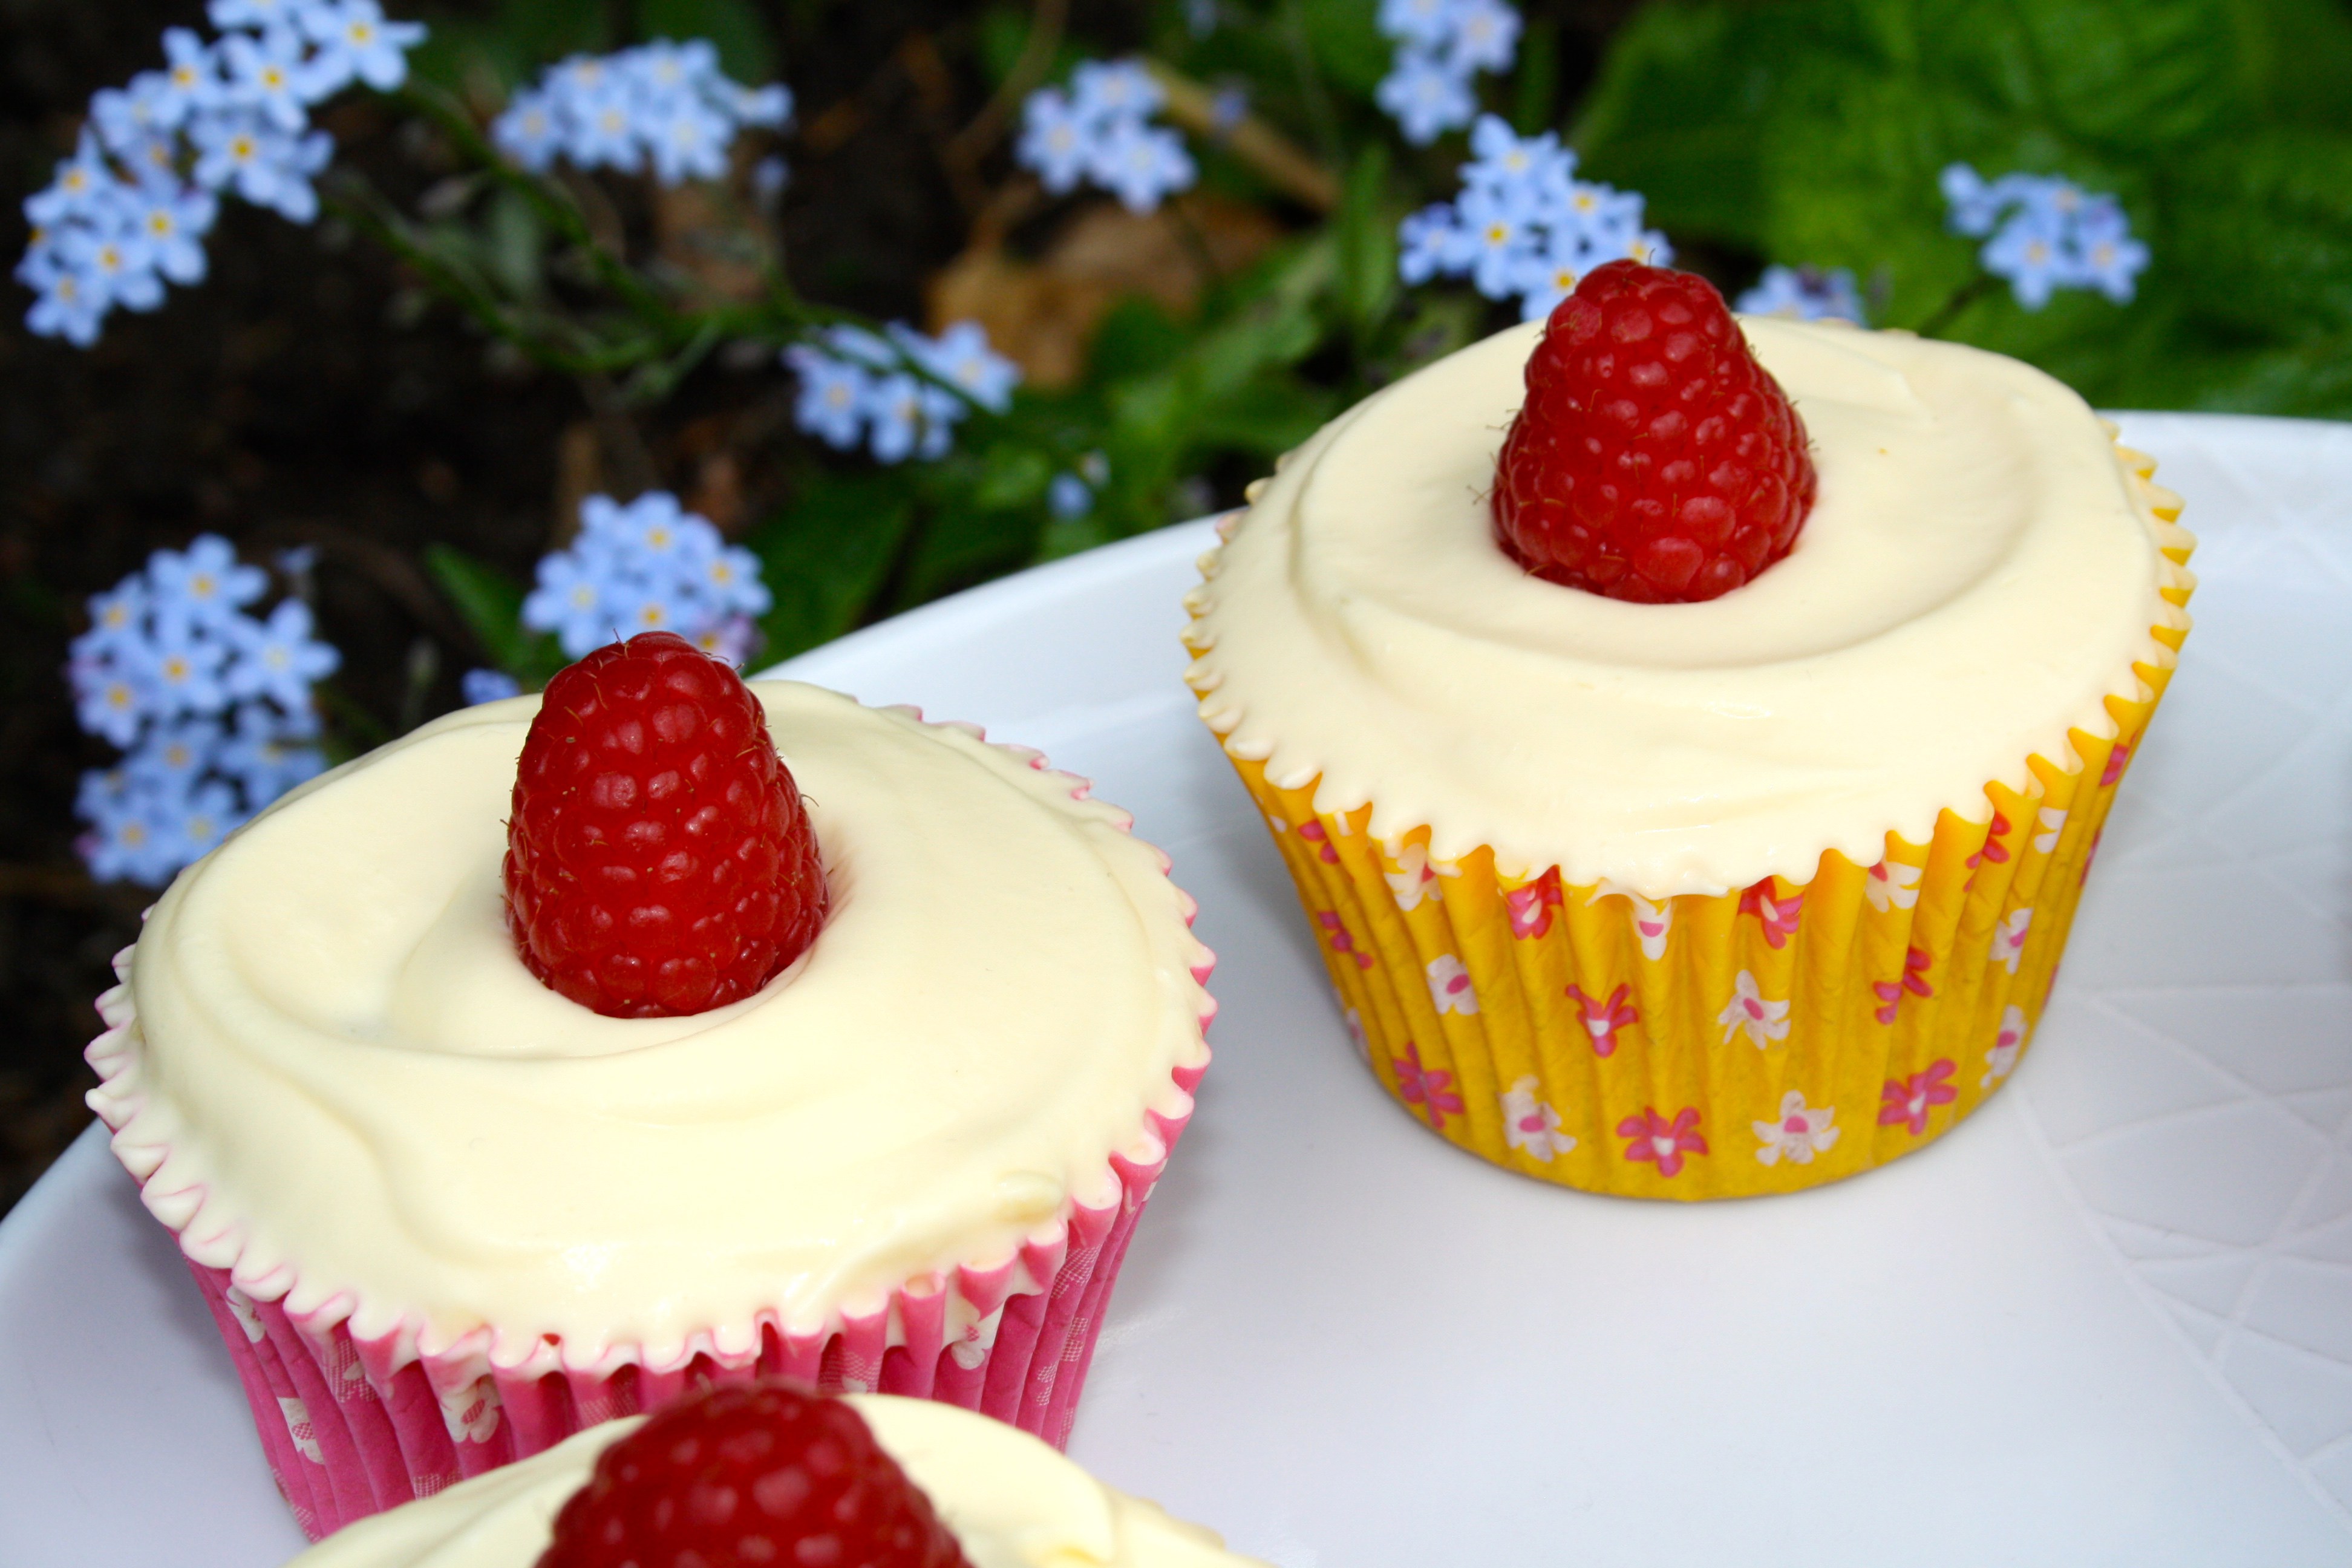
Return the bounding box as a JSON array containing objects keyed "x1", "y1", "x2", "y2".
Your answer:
[{"x1": 1915, "y1": 272, "x2": 1998, "y2": 339}]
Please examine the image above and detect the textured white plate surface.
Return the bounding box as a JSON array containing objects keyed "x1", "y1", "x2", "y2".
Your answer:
[{"x1": 2, "y1": 412, "x2": 2349, "y2": 1567}]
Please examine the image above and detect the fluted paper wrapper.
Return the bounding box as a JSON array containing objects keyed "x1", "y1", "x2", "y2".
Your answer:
[{"x1": 1195, "y1": 448, "x2": 2192, "y2": 1200}]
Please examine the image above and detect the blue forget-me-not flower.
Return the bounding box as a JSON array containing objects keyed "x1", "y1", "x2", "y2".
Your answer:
[
  {"x1": 1941, "y1": 163, "x2": 2149, "y2": 310},
  {"x1": 1014, "y1": 58, "x2": 1196, "y2": 214},
  {"x1": 1375, "y1": 0, "x2": 1520, "y2": 146},
  {"x1": 69, "y1": 535, "x2": 338, "y2": 884},
  {"x1": 1737, "y1": 264, "x2": 1867, "y2": 324},
  {"x1": 520, "y1": 491, "x2": 773, "y2": 663},
  {"x1": 491, "y1": 41, "x2": 792, "y2": 186},
  {"x1": 1397, "y1": 115, "x2": 1670, "y2": 319},
  {"x1": 18, "y1": 0, "x2": 423, "y2": 346},
  {"x1": 783, "y1": 321, "x2": 1021, "y2": 465}
]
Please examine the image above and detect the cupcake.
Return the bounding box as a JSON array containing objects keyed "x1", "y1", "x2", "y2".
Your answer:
[
  {"x1": 1183, "y1": 261, "x2": 2191, "y2": 1199},
  {"x1": 289, "y1": 1382, "x2": 1268, "y2": 1567},
  {"x1": 85, "y1": 634, "x2": 1215, "y2": 1538}
]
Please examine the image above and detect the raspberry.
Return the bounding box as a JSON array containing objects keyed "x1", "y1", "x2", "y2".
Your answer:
[
  {"x1": 1492, "y1": 260, "x2": 1817, "y2": 603},
  {"x1": 504, "y1": 632, "x2": 827, "y2": 1018},
  {"x1": 540, "y1": 1382, "x2": 971, "y2": 1568}
]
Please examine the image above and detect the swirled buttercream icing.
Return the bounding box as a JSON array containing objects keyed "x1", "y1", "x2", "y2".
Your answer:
[
  {"x1": 288, "y1": 1394, "x2": 1268, "y2": 1567},
  {"x1": 106, "y1": 682, "x2": 1210, "y2": 1368},
  {"x1": 1184, "y1": 316, "x2": 2194, "y2": 897}
]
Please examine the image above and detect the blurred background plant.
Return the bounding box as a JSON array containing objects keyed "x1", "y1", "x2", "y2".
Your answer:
[{"x1": 4, "y1": 0, "x2": 2349, "y2": 1208}]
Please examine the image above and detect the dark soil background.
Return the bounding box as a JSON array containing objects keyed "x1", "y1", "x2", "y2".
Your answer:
[{"x1": 0, "y1": 0, "x2": 1638, "y2": 1213}]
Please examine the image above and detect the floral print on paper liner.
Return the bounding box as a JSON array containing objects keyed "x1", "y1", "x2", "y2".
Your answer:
[
  {"x1": 1592, "y1": 878, "x2": 1672, "y2": 959},
  {"x1": 1426, "y1": 953, "x2": 1478, "y2": 1015},
  {"x1": 1501, "y1": 1076, "x2": 1576, "y2": 1161},
  {"x1": 1717, "y1": 969, "x2": 1791, "y2": 1048},
  {"x1": 1619, "y1": 1106, "x2": 1707, "y2": 1178},
  {"x1": 1866, "y1": 858, "x2": 1922, "y2": 913},
  {"x1": 1983, "y1": 1005, "x2": 2028, "y2": 1087},
  {"x1": 1393, "y1": 1042, "x2": 1465, "y2": 1130},
  {"x1": 1315, "y1": 909, "x2": 1373, "y2": 970},
  {"x1": 1740, "y1": 877, "x2": 1805, "y2": 947},
  {"x1": 1506, "y1": 867, "x2": 1562, "y2": 938},
  {"x1": 1881, "y1": 1060, "x2": 1959, "y2": 1136},
  {"x1": 1566, "y1": 982, "x2": 1637, "y2": 1057},
  {"x1": 1989, "y1": 907, "x2": 2034, "y2": 974},
  {"x1": 1754, "y1": 1091, "x2": 1840, "y2": 1166},
  {"x1": 1384, "y1": 837, "x2": 1457, "y2": 910},
  {"x1": 1872, "y1": 945, "x2": 1935, "y2": 1025}
]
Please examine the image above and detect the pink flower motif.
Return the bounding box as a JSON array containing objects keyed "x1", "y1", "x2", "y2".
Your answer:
[
  {"x1": 1506, "y1": 869, "x2": 1564, "y2": 939},
  {"x1": 1871, "y1": 944, "x2": 1934, "y2": 1025},
  {"x1": 2101, "y1": 740, "x2": 2131, "y2": 788},
  {"x1": 1878, "y1": 1059, "x2": 1958, "y2": 1135},
  {"x1": 1739, "y1": 877, "x2": 1805, "y2": 948},
  {"x1": 1297, "y1": 820, "x2": 1339, "y2": 863},
  {"x1": 1316, "y1": 909, "x2": 1374, "y2": 970},
  {"x1": 1966, "y1": 811, "x2": 2013, "y2": 869},
  {"x1": 1393, "y1": 1042, "x2": 1465, "y2": 1129},
  {"x1": 1565, "y1": 982, "x2": 1637, "y2": 1057},
  {"x1": 1618, "y1": 1106, "x2": 1707, "y2": 1177}
]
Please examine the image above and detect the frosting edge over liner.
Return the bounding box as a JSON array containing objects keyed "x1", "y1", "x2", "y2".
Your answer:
[{"x1": 1184, "y1": 318, "x2": 2194, "y2": 896}]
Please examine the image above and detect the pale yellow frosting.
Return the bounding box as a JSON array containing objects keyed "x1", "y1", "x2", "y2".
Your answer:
[
  {"x1": 102, "y1": 683, "x2": 1210, "y2": 1373},
  {"x1": 286, "y1": 1394, "x2": 1266, "y2": 1567},
  {"x1": 1184, "y1": 317, "x2": 2194, "y2": 897}
]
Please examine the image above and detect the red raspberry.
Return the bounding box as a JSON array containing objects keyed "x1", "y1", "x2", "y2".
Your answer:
[
  {"x1": 1492, "y1": 260, "x2": 1817, "y2": 603},
  {"x1": 504, "y1": 632, "x2": 827, "y2": 1018},
  {"x1": 539, "y1": 1382, "x2": 971, "y2": 1568}
]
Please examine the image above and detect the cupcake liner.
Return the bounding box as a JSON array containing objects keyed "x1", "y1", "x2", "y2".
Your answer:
[
  {"x1": 1194, "y1": 445, "x2": 2190, "y2": 1200},
  {"x1": 85, "y1": 724, "x2": 1215, "y2": 1541}
]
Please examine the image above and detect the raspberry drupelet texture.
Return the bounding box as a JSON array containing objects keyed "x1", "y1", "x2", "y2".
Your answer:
[
  {"x1": 505, "y1": 632, "x2": 828, "y2": 1018},
  {"x1": 539, "y1": 1382, "x2": 971, "y2": 1568},
  {"x1": 1492, "y1": 260, "x2": 1818, "y2": 604}
]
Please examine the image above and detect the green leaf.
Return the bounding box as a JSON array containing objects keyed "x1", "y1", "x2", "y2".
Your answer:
[
  {"x1": 751, "y1": 472, "x2": 916, "y2": 661},
  {"x1": 634, "y1": 0, "x2": 775, "y2": 83},
  {"x1": 2171, "y1": 126, "x2": 2352, "y2": 336},
  {"x1": 1295, "y1": 0, "x2": 1391, "y2": 98},
  {"x1": 1512, "y1": 18, "x2": 1561, "y2": 134},
  {"x1": 1088, "y1": 297, "x2": 1191, "y2": 384},
  {"x1": 894, "y1": 503, "x2": 1041, "y2": 606},
  {"x1": 423, "y1": 545, "x2": 561, "y2": 680},
  {"x1": 1334, "y1": 144, "x2": 1399, "y2": 338}
]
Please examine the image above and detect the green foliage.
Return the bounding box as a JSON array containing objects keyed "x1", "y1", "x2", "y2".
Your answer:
[
  {"x1": 751, "y1": 472, "x2": 920, "y2": 661},
  {"x1": 423, "y1": 545, "x2": 564, "y2": 685},
  {"x1": 1572, "y1": 0, "x2": 2352, "y2": 415}
]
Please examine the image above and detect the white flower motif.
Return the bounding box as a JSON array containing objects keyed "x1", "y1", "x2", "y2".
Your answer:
[
  {"x1": 1592, "y1": 878, "x2": 1672, "y2": 960},
  {"x1": 1426, "y1": 953, "x2": 1478, "y2": 1016},
  {"x1": 1500, "y1": 1076, "x2": 1576, "y2": 1161},
  {"x1": 223, "y1": 1284, "x2": 266, "y2": 1343},
  {"x1": 1383, "y1": 837, "x2": 1457, "y2": 910},
  {"x1": 1716, "y1": 969, "x2": 1791, "y2": 1048},
  {"x1": 1753, "y1": 1090, "x2": 1840, "y2": 1166},
  {"x1": 438, "y1": 1377, "x2": 501, "y2": 1444},
  {"x1": 1865, "y1": 860, "x2": 1922, "y2": 913},
  {"x1": 278, "y1": 1396, "x2": 322, "y2": 1463},
  {"x1": 1266, "y1": 813, "x2": 1287, "y2": 833},
  {"x1": 1990, "y1": 907, "x2": 2034, "y2": 973},
  {"x1": 1984, "y1": 1004, "x2": 2029, "y2": 1086},
  {"x1": 2034, "y1": 807, "x2": 2066, "y2": 854}
]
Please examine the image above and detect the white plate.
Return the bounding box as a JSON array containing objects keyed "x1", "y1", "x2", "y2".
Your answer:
[{"x1": 4, "y1": 412, "x2": 2350, "y2": 1567}]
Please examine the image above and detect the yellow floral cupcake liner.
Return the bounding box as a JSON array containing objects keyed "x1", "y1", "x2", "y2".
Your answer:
[{"x1": 1194, "y1": 445, "x2": 2193, "y2": 1199}]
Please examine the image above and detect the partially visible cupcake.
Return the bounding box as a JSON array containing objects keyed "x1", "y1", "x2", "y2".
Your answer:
[
  {"x1": 88, "y1": 636, "x2": 1214, "y2": 1538},
  {"x1": 1184, "y1": 262, "x2": 2191, "y2": 1199},
  {"x1": 289, "y1": 1383, "x2": 1269, "y2": 1567}
]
